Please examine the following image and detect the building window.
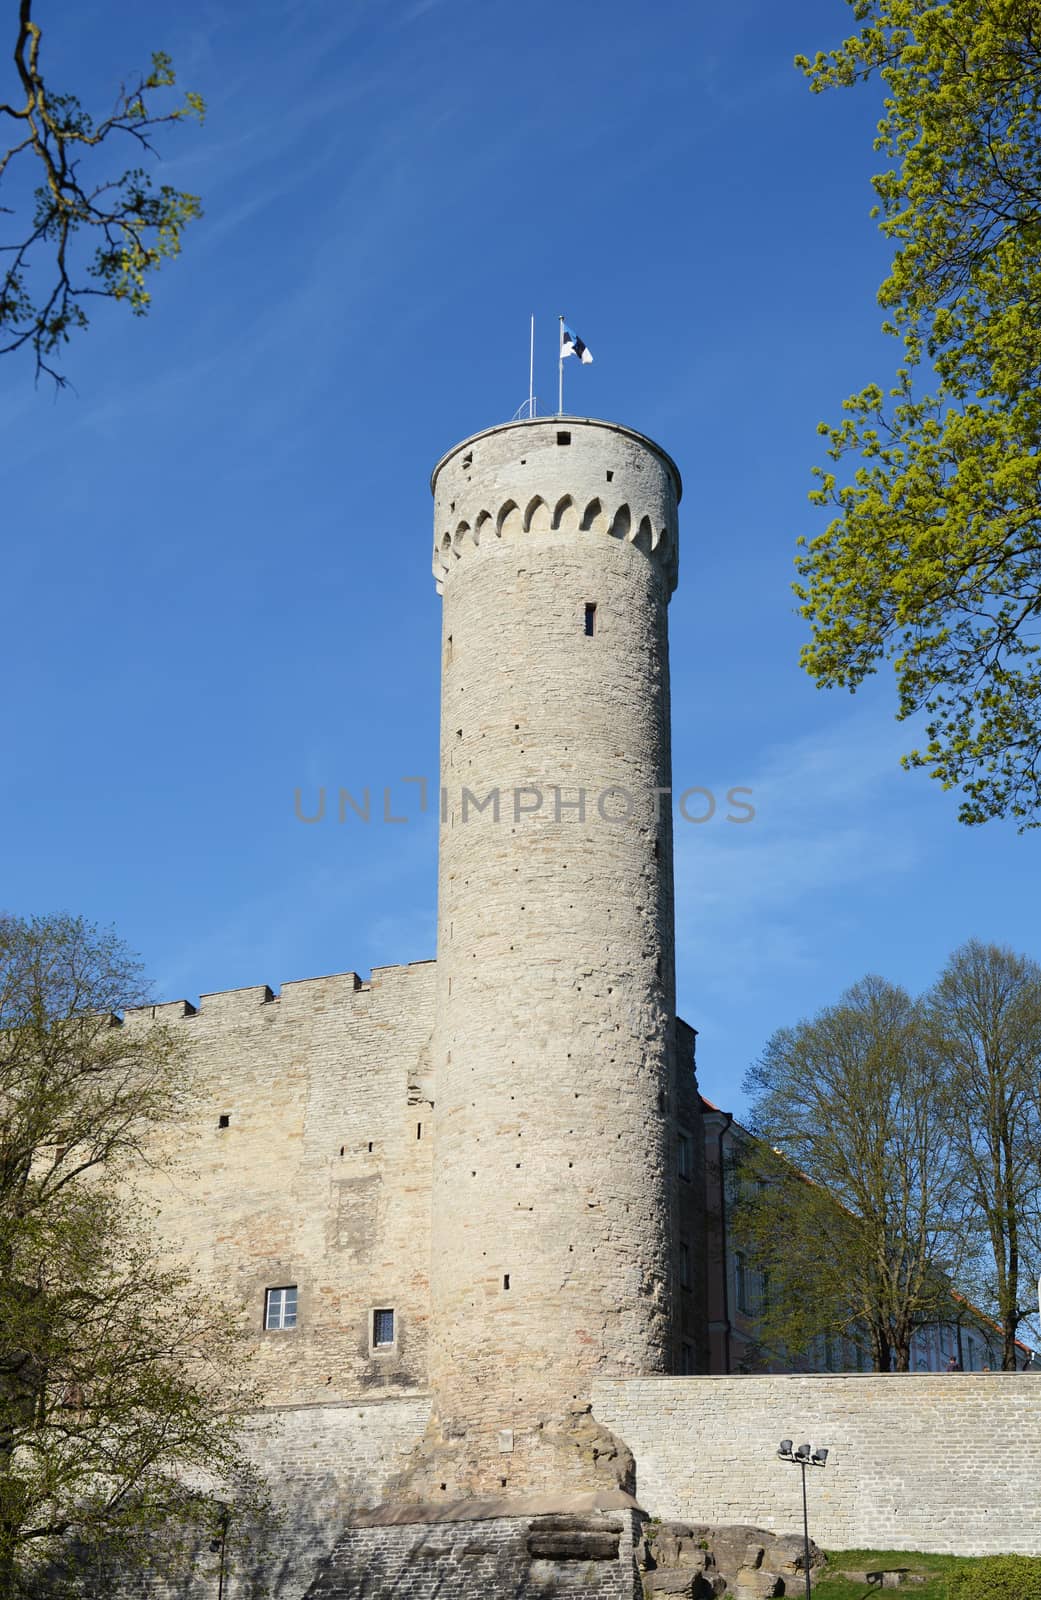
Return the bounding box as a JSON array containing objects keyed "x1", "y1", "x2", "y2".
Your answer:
[
  {"x1": 680, "y1": 1342, "x2": 696, "y2": 1375},
  {"x1": 584, "y1": 602, "x2": 597, "y2": 636},
  {"x1": 735, "y1": 1251, "x2": 752, "y2": 1316},
  {"x1": 373, "y1": 1308, "x2": 395, "y2": 1348},
  {"x1": 678, "y1": 1131, "x2": 692, "y2": 1181},
  {"x1": 680, "y1": 1242, "x2": 691, "y2": 1290},
  {"x1": 265, "y1": 1286, "x2": 297, "y2": 1331}
]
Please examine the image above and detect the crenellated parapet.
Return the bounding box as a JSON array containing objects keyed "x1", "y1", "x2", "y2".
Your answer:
[
  {"x1": 118, "y1": 961, "x2": 435, "y2": 1028},
  {"x1": 431, "y1": 417, "x2": 681, "y2": 594}
]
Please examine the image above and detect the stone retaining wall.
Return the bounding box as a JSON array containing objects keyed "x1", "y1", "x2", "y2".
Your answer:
[{"x1": 593, "y1": 1373, "x2": 1041, "y2": 1555}]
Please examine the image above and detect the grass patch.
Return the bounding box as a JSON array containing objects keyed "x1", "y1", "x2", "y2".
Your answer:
[{"x1": 813, "y1": 1549, "x2": 979, "y2": 1600}]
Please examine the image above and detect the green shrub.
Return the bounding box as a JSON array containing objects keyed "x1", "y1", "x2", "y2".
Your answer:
[{"x1": 947, "y1": 1555, "x2": 1041, "y2": 1600}]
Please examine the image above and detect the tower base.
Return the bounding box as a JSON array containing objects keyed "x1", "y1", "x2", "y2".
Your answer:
[{"x1": 390, "y1": 1401, "x2": 636, "y2": 1503}]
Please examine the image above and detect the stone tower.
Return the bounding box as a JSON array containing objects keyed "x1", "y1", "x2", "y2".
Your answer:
[{"x1": 413, "y1": 416, "x2": 683, "y2": 1501}]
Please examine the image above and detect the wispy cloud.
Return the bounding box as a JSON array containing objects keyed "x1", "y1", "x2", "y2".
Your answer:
[
  {"x1": 399, "y1": 0, "x2": 449, "y2": 21},
  {"x1": 676, "y1": 708, "x2": 924, "y2": 1052}
]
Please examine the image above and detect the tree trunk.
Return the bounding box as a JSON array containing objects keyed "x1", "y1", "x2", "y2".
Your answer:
[{"x1": 872, "y1": 1327, "x2": 892, "y2": 1372}]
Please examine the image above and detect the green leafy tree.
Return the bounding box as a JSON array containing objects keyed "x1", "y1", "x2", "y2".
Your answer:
[
  {"x1": 927, "y1": 940, "x2": 1041, "y2": 1367},
  {"x1": 794, "y1": 0, "x2": 1041, "y2": 827},
  {"x1": 0, "y1": 914, "x2": 262, "y2": 1598},
  {"x1": 735, "y1": 976, "x2": 968, "y2": 1371},
  {"x1": 1, "y1": 0, "x2": 205, "y2": 386}
]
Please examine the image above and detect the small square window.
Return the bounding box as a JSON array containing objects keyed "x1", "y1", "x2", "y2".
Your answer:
[
  {"x1": 373, "y1": 1308, "x2": 395, "y2": 1347},
  {"x1": 218, "y1": 1113, "x2": 230, "y2": 1129},
  {"x1": 556, "y1": 430, "x2": 571, "y2": 445},
  {"x1": 265, "y1": 1285, "x2": 297, "y2": 1331}
]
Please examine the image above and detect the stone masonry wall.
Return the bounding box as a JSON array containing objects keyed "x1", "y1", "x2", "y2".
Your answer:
[
  {"x1": 593, "y1": 1374, "x2": 1041, "y2": 1555},
  {"x1": 123, "y1": 960, "x2": 436, "y2": 1407},
  {"x1": 306, "y1": 1508, "x2": 644, "y2": 1600},
  {"x1": 238, "y1": 1398, "x2": 433, "y2": 1597},
  {"x1": 421, "y1": 419, "x2": 686, "y2": 1496},
  {"x1": 105, "y1": 1398, "x2": 432, "y2": 1600}
]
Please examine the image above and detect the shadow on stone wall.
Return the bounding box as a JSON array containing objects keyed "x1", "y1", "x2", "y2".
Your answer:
[{"x1": 302, "y1": 1512, "x2": 643, "y2": 1600}]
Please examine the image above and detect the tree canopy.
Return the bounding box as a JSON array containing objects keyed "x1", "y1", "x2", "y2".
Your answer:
[
  {"x1": 736, "y1": 975, "x2": 968, "y2": 1371},
  {"x1": 794, "y1": 0, "x2": 1041, "y2": 828},
  {"x1": 0, "y1": 914, "x2": 261, "y2": 1597},
  {"x1": 735, "y1": 946, "x2": 1041, "y2": 1371},
  {"x1": 927, "y1": 939, "x2": 1041, "y2": 1367},
  {"x1": 0, "y1": 0, "x2": 204, "y2": 386}
]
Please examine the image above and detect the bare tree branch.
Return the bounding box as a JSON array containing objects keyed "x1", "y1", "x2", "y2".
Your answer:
[{"x1": 0, "y1": 0, "x2": 204, "y2": 386}]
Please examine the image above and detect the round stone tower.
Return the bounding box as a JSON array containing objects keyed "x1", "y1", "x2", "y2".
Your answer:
[{"x1": 421, "y1": 416, "x2": 682, "y2": 1501}]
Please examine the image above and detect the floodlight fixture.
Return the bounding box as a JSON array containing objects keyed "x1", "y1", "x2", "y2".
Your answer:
[{"x1": 775, "y1": 1432, "x2": 829, "y2": 1600}]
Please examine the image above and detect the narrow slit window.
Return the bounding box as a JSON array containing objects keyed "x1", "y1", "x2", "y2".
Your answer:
[
  {"x1": 265, "y1": 1285, "x2": 297, "y2": 1331},
  {"x1": 417, "y1": 1122, "x2": 422, "y2": 1140},
  {"x1": 373, "y1": 1308, "x2": 395, "y2": 1347},
  {"x1": 445, "y1": 634, "x2": 453, "y2": 664},
  {"x1": 503, "y1": 1273, "x2": 510, "y2": 1290},
  {"x1": 584, "y1": 603, "x2": 597, "y2": 637}
]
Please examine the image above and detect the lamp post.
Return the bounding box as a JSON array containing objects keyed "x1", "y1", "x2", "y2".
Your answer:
[{"x1": 777, "y1": 1439, "x2": 828, "y2": 1599}]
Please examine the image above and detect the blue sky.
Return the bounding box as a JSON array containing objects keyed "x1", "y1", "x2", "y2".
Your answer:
[{"x1": 3, "y1": 0, "x2": 1039, "y2": 1117}]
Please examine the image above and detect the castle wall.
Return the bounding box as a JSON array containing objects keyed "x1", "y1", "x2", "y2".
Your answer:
[
  {"x1": 306, "y1": 1508, "x2": 644, "y2": 1600},
  {"x1": 123, "y1": 961, "x2": 436, "y2": 1407},
  {"x1": 424, "y1": 419, "x2": 685, "y2": 1494},
  {"x1": 236, "y1": 1397, "x2": 433, "y2": 1597},
  {"x1": 592, "y1": 1374, "x2": 1041, "y2": 1555}
]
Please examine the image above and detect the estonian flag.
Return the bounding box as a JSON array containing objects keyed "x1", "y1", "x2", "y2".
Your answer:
[{"x1": 561, "y1": 323, "x2": 593, "y2": 364}]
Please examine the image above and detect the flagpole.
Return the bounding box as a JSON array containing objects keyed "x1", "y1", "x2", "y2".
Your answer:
[
  {"x1": 529, "y1": 315, "x2": 535, "y2": 418},
  {"x1": 558, "y1": 314, "x2": 564, "y2": 415}
]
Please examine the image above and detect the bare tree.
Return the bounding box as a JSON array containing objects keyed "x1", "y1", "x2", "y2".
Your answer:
[
  {"x1": 736, "y1": 976, "x2": 969, "y2": 1371},
  {"x1": 927, "y1": 941, "x2": 1041, "y2": 1369},
  {"x1": 1, "y1": 0, "x2": 204, "y2": 385}
]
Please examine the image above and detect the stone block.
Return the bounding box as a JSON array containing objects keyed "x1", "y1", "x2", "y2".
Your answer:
[
  {"x1": 527, "y1": 1512, "x2": 623, "y2": 1561},
  {"x1": 644, "y1": 1571, "x2": 698, "y2": 1596},
  {"x1": 732, "y1": 1571, "x2": 783, "y2": 1600}
]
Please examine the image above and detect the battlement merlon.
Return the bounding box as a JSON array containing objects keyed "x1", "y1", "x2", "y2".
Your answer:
[
  {"x1": 430, "y1": 417, "x2": 681, "y2": 595},
  {"x1": 118, "y1": 959, "x2": 436, "y2": 1027}
]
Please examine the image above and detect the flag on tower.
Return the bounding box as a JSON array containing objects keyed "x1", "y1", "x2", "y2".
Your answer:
[{"x1": 561, "y1": 323, "x2": 593, "y2": 364}]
